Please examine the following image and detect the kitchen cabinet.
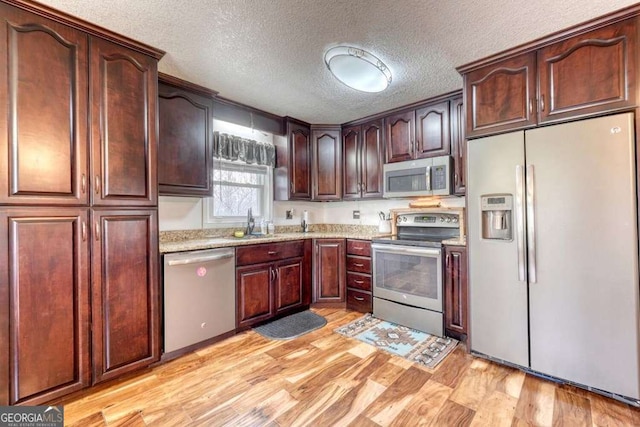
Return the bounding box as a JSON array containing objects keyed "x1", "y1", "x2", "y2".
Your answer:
[
  {"x1": 345, "y1": 240, "x2": 372, "y2": 313},
  {"x1": 444, "y1": 245, "x2": 468, "y2": 341},
  {"x1": 0, "y1": 208, "x2": 90, "y2": 405},
  {"x1": 450, "y1": 95, "x2": 466, "y2": 195},
  {"x1": 90, "y1": 37, "x2": 158, "y2": 206},
  {"x1": 0, "y1": 4, "x2": 89, "y2": 206},
  {"x1": 311, "y1": 126, "x2": 342, "y2": 200},
  {"x1": 236, "y1": 240, "x2": 311, "y2": 328},
  {"x1": 462, "y1": 18, "x2": 637, "y2": 137},
  {"x1": 0, "y1": 0, "x2": 163, "y2": 403},
  {"x1": 385, "y1": 110, "x2": 414, "y2": 163},
  {"x1": 342, "y1": 120, "x2": 384, "y2": 200},
  {"x1": 158, "y1": 74, "x2": 216, "y2": 196},
  {"x1": 275, "y1": 118, "x2": 312, "y2": 201},
  {"x1": 91, "y1": 210, "x2": 160, "y2": 384},
  {"x1": 385, "y1": 100, "x2": 452, "y2": 163},
  {"x1": 313, "y1": 239, "x2": 346, "y2": 303}
]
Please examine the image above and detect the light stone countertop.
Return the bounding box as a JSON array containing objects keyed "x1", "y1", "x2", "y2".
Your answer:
[
  {"x1": 159, "y1": 224, "x2": 466, "y2": 254},
  {"x1": 159, "y1": 224, "x2": 387, "y2": 254}
]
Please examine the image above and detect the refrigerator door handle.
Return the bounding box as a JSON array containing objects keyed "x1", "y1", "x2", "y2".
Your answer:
[
  {"x1": 526, "y1": 164, "x2": 537, "y2": 283},
  {"x1": 515, "y1": 165, "x2": 527, "y2": 282}
]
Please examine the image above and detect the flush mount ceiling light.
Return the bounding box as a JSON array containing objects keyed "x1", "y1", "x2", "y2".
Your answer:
[{"x1": 324, "y1": 46, "x2": 392, "y2": 93}]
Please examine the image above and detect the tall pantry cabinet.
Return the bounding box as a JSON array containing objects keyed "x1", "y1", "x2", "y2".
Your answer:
[{"x1": 0, "y1": 1, "x2": 164, "y2": 405}]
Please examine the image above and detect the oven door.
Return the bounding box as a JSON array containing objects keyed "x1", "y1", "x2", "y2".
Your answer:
[{"x1": 371, "y1": 243, "x2": 443, "y2": 312}]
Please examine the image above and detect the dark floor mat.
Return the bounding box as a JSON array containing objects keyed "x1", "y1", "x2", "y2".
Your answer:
[{"x1": 253, "y1": 311, "x2": 327, "y2": 340}]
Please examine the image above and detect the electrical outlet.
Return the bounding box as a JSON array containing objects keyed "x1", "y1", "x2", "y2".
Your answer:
[
  {"x1": 353, "y1": 210, "x2": 360, "y2": 219},
  {"x1": 286, "y1": 209, "x2": 294, "y2": 219}
]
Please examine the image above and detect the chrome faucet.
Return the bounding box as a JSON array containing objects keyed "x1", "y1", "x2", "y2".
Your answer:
[{"x1": 246, "y1": 208, "x2": 255, "y2": 236}]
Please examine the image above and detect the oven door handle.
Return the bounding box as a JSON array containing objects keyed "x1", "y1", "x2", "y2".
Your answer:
[{"x1": 371, "y1": 244, "x2": 441, "y2": 257}]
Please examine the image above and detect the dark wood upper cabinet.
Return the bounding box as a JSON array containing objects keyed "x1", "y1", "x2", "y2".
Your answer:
[
  {"x1": 0, "y1": 208, "x2": 90, "y2": 405},
  {"x1": 0, "y1": 4, "x2": 89, "y2": 206},
  {"x1": 158, "y1": 74, "x2": 216, "y2": 196},
  {"x1": 415, "y1": 101, "x2": 450, "y2": 158},
  {"x1": 90, "y1": 37, "x2": 158, "y2": 206},
  {"x1": 342, "y1": 125, "x2": 361, "y2": 200},
  {"x1": 385, "y1": 110, "x2": 415, "y2": 163},
  {"x1": 450, "y1": 95, "x2": 466, "y2": 195},
  {"x1": 538, "y1": 18, "x2": 637, "y2": 124},
  {"x1": 91, "y1": 210, "x2": 159, "y2": 384},
  {"x1": 460, "y1": 16, "x2": 638, "y2": 137},
  {"x1": 312, "y1": 126, "x2": 342, "y2": 201},
  {"x1": 290, "y1": 121, "x2": 312, "y2": 200},
  {"x1": 464, "y1": 52, "x2": 537, "y2": 137},
  {"x1": 343, "y1": 120, "x2": 383, "y2": 200}
]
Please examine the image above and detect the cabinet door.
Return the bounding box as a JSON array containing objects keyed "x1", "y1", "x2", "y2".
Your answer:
[
  {"x1": 0, "y1": 5, "x2": 88, "y2": 205},
  {"x1": 360, "y1": 119, "x2": 384, "y2": 199},
  {"x1": 385, "y1": 110, "x2": 415, "y2": 163},
  {"x1": 158, "y1": 82, "x2": 213, "y2": 196},
  {"x1": 342, "y1": 125, "x2": 361, "y2": 200},
  {"x1": 90, "y1": 37, "x2": 158, "y2": 206},
  {"x1": 91, "y1": 209, "x2": 159, "y2": 384},
  {"x1": 312, "y1": 128, "x2": 342, "y2": 200},
  {"x1": 538, "y1": 18, "x2": 637, "y2": 124},
  {"x1": 274, "y1": 257, "x2": 304, "y2": 313},
  {"x1": 444, "y1": 246, "x2": 468, "y2": 340},
  {"x1": 313, "y1": 239, "x2": 346, "y2": 303},
  {"x1": 236, "y1": 262, "x2": 273, "y2": 327},
  {"x1": 450, "y1": 95, "x2": 466, "y2": 195},
  {"x1": 415, "y1": 101, "x2": 450, "y2": 158},
  {"x1": 0, "y1": 208, "x2": 90, "y2": 405},
  {"x1": 289, "y1": 121, "x2": 312, "y2": 200},
  {"x1": 464, "y1": 52, "x2": 537, "y2": 137}
]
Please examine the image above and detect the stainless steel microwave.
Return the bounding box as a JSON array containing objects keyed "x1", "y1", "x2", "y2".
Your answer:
[{"x1": 383, "y1": 156, "x2": 452, "y2": 198}]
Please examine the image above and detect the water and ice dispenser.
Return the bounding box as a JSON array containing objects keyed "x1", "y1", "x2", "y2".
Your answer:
[{"x1": 481, "y1": 194, "x2": 513, "y2": 240}]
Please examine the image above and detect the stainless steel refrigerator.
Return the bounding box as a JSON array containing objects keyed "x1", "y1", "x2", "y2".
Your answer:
[{"x1": 467, "y1": 112, "x2": 640, "y2": 402}]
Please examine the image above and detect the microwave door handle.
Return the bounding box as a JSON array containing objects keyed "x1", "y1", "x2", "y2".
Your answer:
[{"x1": 426, "y1": 165, "x2": 432, "y2": 191}]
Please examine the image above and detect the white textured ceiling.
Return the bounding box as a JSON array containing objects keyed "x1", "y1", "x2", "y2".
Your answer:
[{"x1": 37, "y1": 0, "x2": 640, "y2": 124}]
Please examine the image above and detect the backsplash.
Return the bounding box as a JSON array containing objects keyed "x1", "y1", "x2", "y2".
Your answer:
[{"x1": 159, "y1": 195, "x2": 465, "y2": 231}]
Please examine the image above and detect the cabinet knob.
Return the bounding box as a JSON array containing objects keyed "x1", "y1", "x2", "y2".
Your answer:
[
  {"x1": 82, "y1": 221, "x2": 87, "y2": 242},
  {"x1": 268, "y1": 251, "x2": 278, "y2": 255},
  {"x1": 446, "y1": 254, "x2": 450, "y2": 267},
  {"x1": 540, "y1": 94, "x2": 545, "y2": 112},
  {"x1": 95, "y1": 221, "x2": 100, "y2": 241},
  {"x1": 95, "y1": 175, "x2": 101, "y2": 195},
  {"x1": 529, "y1": 98, "x2": 533, "y2": 114},
  {"x1": 81, "y1": 174, "x2": 86, "y2": 194},
  {"x1": 454, "y1": 173, "x2": 458, "y2": 186}
]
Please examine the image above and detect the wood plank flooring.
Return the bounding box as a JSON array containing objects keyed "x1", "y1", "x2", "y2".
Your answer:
[{"x1": 56, "y1": 308, "x2": 640, "y2": 426}]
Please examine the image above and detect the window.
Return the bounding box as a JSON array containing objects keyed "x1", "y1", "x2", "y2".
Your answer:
[{"x1": 205, "y1": 160, "x2": 272, "y2": 225}]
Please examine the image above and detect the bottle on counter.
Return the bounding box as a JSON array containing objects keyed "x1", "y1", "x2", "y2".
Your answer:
[{"x1": 267, "y1": 221, "x2": 275, "y2": 235}]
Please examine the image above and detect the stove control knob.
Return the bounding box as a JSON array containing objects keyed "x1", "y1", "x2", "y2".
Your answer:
[
  {"x1": 453, "y1": 217, "x2": 459, "y2": 223},
  {"x1": 440, "y1": 216, "x2": 445, "y2": 222},
  {"x1": 446, "y1": 217, "x2": 452, "y2": 223},
  {"x1": 396, "y1": 217, "x2": 401, "y2": 224},
  {"x1": 402, "y1": 217, "x2": 407, "y2": 222}
]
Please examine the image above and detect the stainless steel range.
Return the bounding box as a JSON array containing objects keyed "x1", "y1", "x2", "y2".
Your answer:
[{"x1": 371, "y1": 210, "x2": 461, "y2": 336}]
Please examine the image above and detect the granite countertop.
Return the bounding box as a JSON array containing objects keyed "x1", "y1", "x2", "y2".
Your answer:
[{"x1": 159, "y1": 224, "x2": 388, "y2": 254}]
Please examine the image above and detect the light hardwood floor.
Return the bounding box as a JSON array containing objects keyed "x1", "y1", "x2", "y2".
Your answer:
[{"x1": 57, "y1": 308, "x2": 640, "y2": 426}]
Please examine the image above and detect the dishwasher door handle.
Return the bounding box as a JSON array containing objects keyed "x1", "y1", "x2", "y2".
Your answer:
[{"x1": 167, "y1": 252, "x2": 234, "y2": 266}]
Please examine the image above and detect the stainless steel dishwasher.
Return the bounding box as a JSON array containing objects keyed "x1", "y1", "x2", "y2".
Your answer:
[{"x1": 163, "y1": 247, "x2": 236, "y2": 353}]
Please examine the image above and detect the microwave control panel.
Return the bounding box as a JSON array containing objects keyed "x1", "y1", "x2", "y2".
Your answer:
[{"x1": 432, "y1": 165, "x2": 447, "y2": 190}]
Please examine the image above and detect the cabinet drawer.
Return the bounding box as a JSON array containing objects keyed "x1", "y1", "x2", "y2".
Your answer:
[
  {"x1": 236, "y1": 240, "x2": 304, "y2": 266},
  {"x1": 346, "y1": 272, "x2": 371, "y2": 291},
  {"x1": 346, "y1": 289, "x2": 372, "y2": 313},
  {"x1": 346, "y1": 255, "x2": 371, "y2": 274},
  {"x1": 346, "y1": 239, "x2": 371, "y2": 257}
]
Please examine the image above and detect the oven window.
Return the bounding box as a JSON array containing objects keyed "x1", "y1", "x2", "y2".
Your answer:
[{"x1": 375, "y1": 251, "x2": 438, "y2": 299}]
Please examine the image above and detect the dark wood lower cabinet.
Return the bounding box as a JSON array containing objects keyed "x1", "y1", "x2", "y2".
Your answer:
[
  {"x1": 345, "y1": 240, "x2": 372, "y2": 313},
  {"x1": 444, "y1": 245, "x2": 468, "y2": 341},
  {"x1": 91, "y1": 209, "x2": 160, "y2": 384},
  {"x1": 313, "y1": 239, "x2": 346, "y2": 304},
  {"x1": 0, "y1": 208, "x2": 90, "y2": 405},
  {"x1": 236, "y1": 240, "x2": 311, "y2": 329}
]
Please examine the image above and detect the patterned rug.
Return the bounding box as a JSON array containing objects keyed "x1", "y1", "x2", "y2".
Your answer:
[{"x1": 334, "y1": 313, "x2": 457, "y2": 369}]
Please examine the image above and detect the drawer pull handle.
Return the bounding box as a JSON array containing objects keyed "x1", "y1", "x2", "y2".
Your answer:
[
  {"x1": 353, "y1": 263, "x2": 364, "y2": 267},
  {"x1": 354, "y1": 279, "x2": 364, "y2": 284},
  {"x1": 353, "y1": 246, "x2": 363, "y2": 250},
  {"x1": 268, "y1": 251, "x2": 278, "y2": 255},
  {"x1": 354, "y1": 296, "x2": 365, "y2": 301}
]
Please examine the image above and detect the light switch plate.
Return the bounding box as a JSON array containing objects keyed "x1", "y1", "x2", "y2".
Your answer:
[
  {"x1": 286, "y1": 209, "x2": 294, "y2": 219},
  {"x1": 353, "y1": 210, "x2": 360, "y2": 219}
]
